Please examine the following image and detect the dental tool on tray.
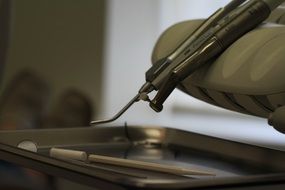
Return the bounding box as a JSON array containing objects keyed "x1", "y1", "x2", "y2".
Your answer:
[{"x1": 91, "y1": 0, "x2": 285, "y2": 125}]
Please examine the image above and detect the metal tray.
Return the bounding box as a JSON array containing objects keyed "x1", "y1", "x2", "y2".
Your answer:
[{"x1": 1, "y1": 125, "x2": 285, "y2": 189}]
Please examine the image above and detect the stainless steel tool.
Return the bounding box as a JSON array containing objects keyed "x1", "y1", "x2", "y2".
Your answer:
[{"x1": 91, "y1": 0, "x2": 285, "y2": 125}]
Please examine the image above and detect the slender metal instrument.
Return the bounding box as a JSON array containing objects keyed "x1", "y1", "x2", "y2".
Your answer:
[
  {"x1": 91, "y1": 94, "x2": 142, "y2": 125},
  {"x1": 90, "y1": 0, "x2": 273, "y2": 125}
]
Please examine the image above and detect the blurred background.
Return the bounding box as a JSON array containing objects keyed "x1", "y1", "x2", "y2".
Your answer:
[
  {"x1": 1, "y1": 0, "x2": 285, "y2": 189},
  {"x1": 2, "y1": 0, "x2": 284, "y2": 143}
]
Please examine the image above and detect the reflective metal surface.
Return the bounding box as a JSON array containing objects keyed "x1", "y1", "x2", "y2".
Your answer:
[{"x1": 1, "y1": 126, "x2": 285, "y2": 189}]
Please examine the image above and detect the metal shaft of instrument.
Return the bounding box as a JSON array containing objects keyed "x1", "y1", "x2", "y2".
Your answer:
[
  {"x1": 90, "y1": 0, "x2": 247, "y2": 125},
  {"x1": 224, "y1": 0, "x2": 248, "y2": 11},
  {"x1": 203, "y1": 0, "x2": 247, "y2": 30},
  {"x1": 90, "y1": 94, "x2": 141, "y2": 125}
]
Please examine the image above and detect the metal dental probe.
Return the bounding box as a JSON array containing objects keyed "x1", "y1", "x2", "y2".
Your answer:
[
  {"x1": 90, "y1": 0, "x2": 247, "y2": 126},
  {"x1": 91, "y1": 93, "x2": 143, "y2": 125}
]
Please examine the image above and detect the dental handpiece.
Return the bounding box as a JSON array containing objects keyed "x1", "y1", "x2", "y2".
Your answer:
[
  {"x1": 149, "y1": 0, "x2": 284, "y2": 112},
  {"x1": 90, "y1": 0, "x2": 243, "y2": 126}
]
